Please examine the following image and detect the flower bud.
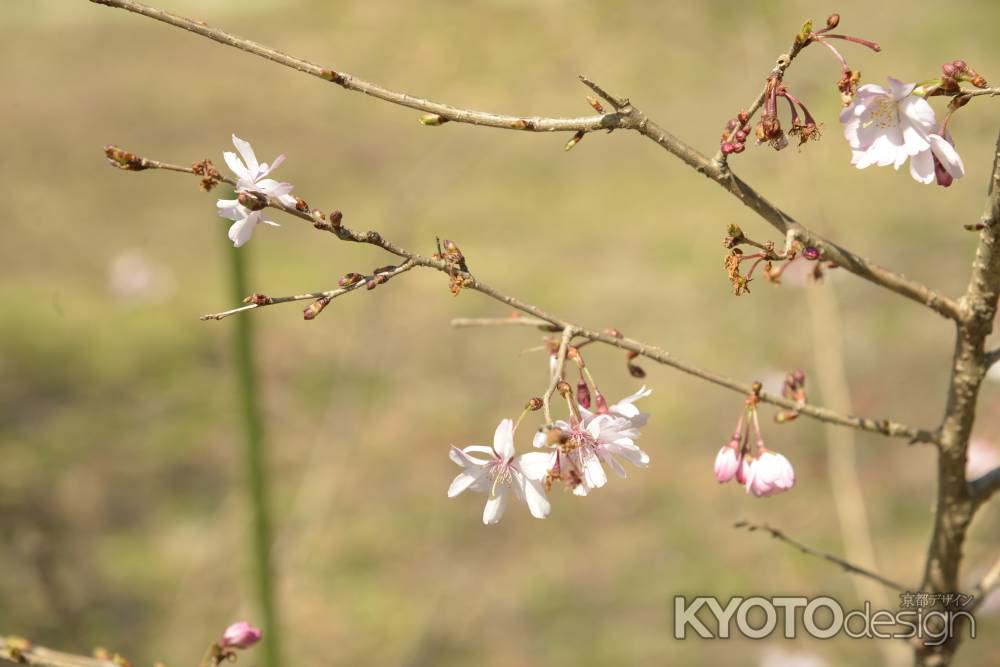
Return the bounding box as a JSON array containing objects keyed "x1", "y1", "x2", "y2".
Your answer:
[
  {"x1": 238, "y1": 191, "x2": 267, "y2": 211},
  {"x1": 220, "y1": 621, "x2": 263, "y2": 650},
  {"x1": 329, "y1": 210, "x2": 343, "y2": 228},
  {"x1": 825, "y1": 13, "x2": 840, "y2": 29},
  {"x1": 564, "y1": 130, "x2": 585, "y2": 151},
  {"x1": 576, "y1": 379, "x2": 592, "y2": 409},
  {"x1": 714, "y1": 441, "x2": 741, "y2": 483},
  {"x1": 526, "y1": 397, "x2": 543, "y2": 411},
  {"x1": 419, "y1": 113, "x2": 449, "y2": 126},
  {"x1": 802, "y1": 246, "x2": 820, "y2": 261},
  {"x1": 721, "y1": 141, "x2": 737, "y2": 154},
  {"x1": 303, "y1": 296, "x2": 331, "y2": 320},
  {"x1": 744, "y1": 450, "x2": 795, "y2": 497},
  {"x1": 338, "y1": 272, "x2": 364, "y2": 287},
  {"x1": 294, "y1": 197, "x2": 309, "y2": 212}
]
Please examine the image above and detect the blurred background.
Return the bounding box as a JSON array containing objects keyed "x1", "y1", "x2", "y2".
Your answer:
[{"x1": 3, "y1": 1, "x2": 1000, "y2": 665}]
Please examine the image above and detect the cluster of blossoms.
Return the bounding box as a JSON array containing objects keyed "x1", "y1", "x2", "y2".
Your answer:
[
  {"x1": 718, "y1": 14, "x2": 989, "y2": 190},
  {"x1": 216, "y1": 135, "x2": 298, "y2": 247},
  {"x1": 714, "y1": 381, "x2": 796, "y2": 497},
  {"x1": 448, "y1": 343, "x2": 652, "y2": 524}
]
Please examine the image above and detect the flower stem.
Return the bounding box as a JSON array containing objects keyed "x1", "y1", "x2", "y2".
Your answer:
[{"x1": 226, "y1": 230, "x2": 281, "y2": 667}]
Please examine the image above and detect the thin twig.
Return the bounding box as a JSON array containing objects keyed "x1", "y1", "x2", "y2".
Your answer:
[
  {"x1": 542, "y1": 327, "x2": 575, "y2": 425},
  {"x1": 200, "y1": 261, "x2": 416, "y2": 320},
  {"x1": 450, "y1": 316, "x2": 556, "y2": 330},
  {"x1": 733, "y1": 521, "x2": 908, "y2": 592},
  {"x1": 968, "y1": 554, "x2": 1000, "y2": 612},
  {"x1": 90, "y1": 0, "x2": 963, "y2": 322},
  {"x1": 115, "y1": 151, "x2": 939, "y2": 444},
  {"x1": 970, "y1": 465, "x2": 1000, "y2": 509}
]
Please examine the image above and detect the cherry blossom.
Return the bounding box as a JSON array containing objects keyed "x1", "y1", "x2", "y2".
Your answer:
[
  {"x1": 448, "y1": 418, "x2": 551, "y2": 524},
  {"x1": 744, "y1": 450, "x2": 796, "y2": 497},
  {"x1": 839, "y1": 77, "x2": 964, "y2": 185},
  {"x1": 216, "y1": 134, "x2": 298, "y2": 246}
]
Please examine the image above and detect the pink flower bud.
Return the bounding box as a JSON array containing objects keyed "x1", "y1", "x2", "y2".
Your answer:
[
  {"x1": 576, "y1": 379, "x2": 592, "y2": 409},
  {"x1": 221, "y1": 621, "x2": 263, "y2": 650},
  {"x1": 744, "y1": 450, "x2": 795, "y2": 497},
  {"x1": 714, "y1": 442, "x2": 741, "y2": 483},
  {"x1": 721, "y1": 141, "x2": 736, "y2": 154},
  {"x1": 735, "y1": 455, "x2": 750, "y2": 485}
]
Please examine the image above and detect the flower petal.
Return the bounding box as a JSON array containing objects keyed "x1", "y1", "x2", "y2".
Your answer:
[
  {"x1": 516, "y1": 451, "x2": 555, "y2": 481},
  {"x1": 448, "y1": 469, "x2": 489, "y2": 497},
  {"x1": 223, "y1": 151, "x2": 250, "y2": 181},
  {"x1": 908, "y1": 148, "x2": 935, "y2": 184},
  {"x1": 232, "y1": 134, "x2": 260, "y2": 176},
  {"x1": 520, "y1": 476, "x2": 551, "y2": 519},
  {"x1": 482, "y1": 489, "x2": 508, "y2": 525},
  {"x1": 493, "y1": 419, "x2": 516, "y2": 461},
  {"x1": 929, "y1": 134, "x2": 965, "y2": 179}
]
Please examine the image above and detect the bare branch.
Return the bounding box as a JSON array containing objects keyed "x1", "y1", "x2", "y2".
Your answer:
[
  {"x1": 450, "y1": 316, "x2": 556, "y2": 330},
  {"x1": 90, "y1": 0, "x2": 962, "y2": 321},
  {"x1": 113, "y1": 149, "x2": 939, "y2": 445},
  {"x1": 733, "y1": 521, "x2": 908, "y2": 592},
  {"x1": 0, "y1": 639, "x2": 116, "y2": 667},
  {"x1": 968, "y1": 554, "x2": 1000, "y2": 612},
  {"x1": 89, "y1": 0, "x2": 616, "y2": 134},
  {"x1": 970, "y1": 465, "x2": 1000, "y2": 509}
]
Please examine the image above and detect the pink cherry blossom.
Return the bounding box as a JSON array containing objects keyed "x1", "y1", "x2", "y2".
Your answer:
[
  {"x1": 216, "y1": 134, "x2": 298, "y2": 246},
  {"x1": 744, "y1": 450, "x2": 795, "y2": 497},
  {"x1": 448, "y1": 419, "x2": 551, "y2": 524},
  {"x1": 839, "y1": 77, "x2": 963, "y2": 185}
]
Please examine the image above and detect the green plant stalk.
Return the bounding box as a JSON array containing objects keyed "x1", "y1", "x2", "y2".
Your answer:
[{"x1": 227, "y1": 238, "x2": 281, "y2": 667}]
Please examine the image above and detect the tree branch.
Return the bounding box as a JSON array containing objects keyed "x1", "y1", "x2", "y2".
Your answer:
[
  {"x1": 0, "y1": 639, "x2": 117, "y2": 667},
  {"x1": 89, "y1": 0, "x2": 962, "y2": 322},
  {"x1": 970, "y1": 465, "x2": 1000, "y2": 509},
  {"x1": 733, "y1": 521, "x2": 908, "y2": 592},
  {"x1": 112, "y1": 151, "x2": 939, "y2": 445}
]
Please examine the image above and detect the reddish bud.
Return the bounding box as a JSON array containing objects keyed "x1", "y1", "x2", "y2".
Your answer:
[
  {"x1": 329, "y1": 210, "x2": 343, "y2": 228},
  {"x1": 576, "y1": 379, "x2": 592, "y2": 409},
  {"x1": 221, "y1": 622, "x2": 263, "y2": 650},
  {"x1": 526, "y1": 397, "x2": 543, "y2": 411},
  {"x1": 721, "y1": 142, "x2": 736, "y2": 154},
  {"x1": 338, "y1": 272, "x2": 364, "y2": 287},
  {"x1": 303, "y1": 296, "x2": 331, "y2": 320},
  {"x1": 802, "y1": 246, "x2": 820, "y2": 260}
]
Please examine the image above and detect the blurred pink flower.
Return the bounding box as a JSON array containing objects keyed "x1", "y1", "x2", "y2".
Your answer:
[
  {"x1": 744, "y1": 450, "x2": 795, "y2": 497},
  {"x1": 448, "y1": 419, "x2": 551, "y2": 524},
  {"x1": 967, "y1": 439, "x2": 1000, "y2": 478},
  {"x1": 220, "y1": 621, "x2": 262, "y2": 650}
]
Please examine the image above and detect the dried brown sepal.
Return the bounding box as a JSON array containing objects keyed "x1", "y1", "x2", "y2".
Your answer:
[
  {"x1": 435, "y1": 238, "x2": 472, "y2": 295},
  {"x1": 725, "y1": 249, "x2": 750, "y2": 296},
  {"x1": 837, "y1": 70, "x2": 862, "y2": 105},
  {"x1": 627, "y1": 363, "x2": 646, "y2": 378},
  {"x1": 303, "y1": 296, "x2": 331, "y2": 320},
  {"x1": 526, "y1": 397, "x2": 543, "y2": 411},
  {"x1": 192, "y1": 158, "x2": 223, "y2": 191},
  {"x1": 243, "y1": 293, "x2": 273, "y2": 306},
  {"x1": 294, "y1": 197, "x2": 309, "y2": 212}
]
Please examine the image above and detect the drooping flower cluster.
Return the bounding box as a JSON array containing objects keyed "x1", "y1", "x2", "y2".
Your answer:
[
  {"x1": 839, "y1": 77, "x2": 964, "y2": 186},
  {"x1": 216, "y1": 135, "x2": 298, "y2": 247},
  {"x1": 714, "y1": 382, "x2": 796, "y2": 498},
  {"x1": 447, "y1": 342, "x2": 652, "y2": 524}
]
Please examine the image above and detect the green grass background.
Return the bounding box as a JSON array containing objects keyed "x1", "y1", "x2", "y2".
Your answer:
[{"x1": 3, "y1": 1, "x2": 1000, "y2": 665}]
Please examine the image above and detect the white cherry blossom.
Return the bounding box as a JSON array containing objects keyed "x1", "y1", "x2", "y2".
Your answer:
[{"x1": 448, "y1": 419, "x2": 551, "y2": 524}]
